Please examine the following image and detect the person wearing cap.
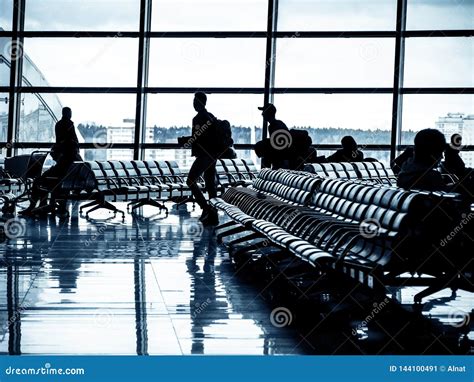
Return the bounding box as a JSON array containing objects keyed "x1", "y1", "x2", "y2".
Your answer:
[
  {"x1": 185, "y1": 92, "x2": 219, "y2": 226},
  {"x1": 258, "y1": 103, "x2": 290, "y2": 169},
  {"x1": 258, "y1": 103, "x2": 289, "y2": 137}
]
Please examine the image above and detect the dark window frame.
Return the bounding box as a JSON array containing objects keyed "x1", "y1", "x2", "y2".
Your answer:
[{"x1": 1, "y1": 0, "x2": 472, "y2": 160}]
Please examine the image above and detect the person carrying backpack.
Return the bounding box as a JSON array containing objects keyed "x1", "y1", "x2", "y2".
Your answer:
[{"x1": 184, "y1": 92, "x2": 220, "y2": 226}]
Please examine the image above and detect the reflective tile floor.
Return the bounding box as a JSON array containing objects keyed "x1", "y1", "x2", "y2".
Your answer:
[{"x1": 0, "y1": 203, "x2": 472, "y2": 355}]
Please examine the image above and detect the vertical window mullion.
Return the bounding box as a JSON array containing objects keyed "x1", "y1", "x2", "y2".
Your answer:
[
  {"x1": 134, "y1": 0, "x2": 152, "y2": 160},
  {"x1": 262, "y1": 0, "x2": 277, "y2": 140},
  {"x1": 390, "y1": 0, "x2": 407, "y2": 162},
  {"x1": 7, "y1": 0, "x2": 25, "y2": 157}
]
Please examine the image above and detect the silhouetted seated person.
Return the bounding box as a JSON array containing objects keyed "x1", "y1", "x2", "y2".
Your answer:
[
  {"x1": 326, "y1": 136, "x2": 364, "y2": 162},
  {"x1": 392, "y1": 147, "x2": 414, "y2": 175},
  {"x1": 255, "y1": 103, "x2": 316, "y2": 170},
  {"x1": 397, "y1": 129, "x2": 448, "y2": 192},
  {"x1": 443, "y1": 134, "x2": 466, "y2": 178},
  {"x1": 184, "y1": 92, "x2": 219, "y2": 226},
  {"x1": 287, "y1": 129, "x2": 314, "y2": 170},
  {"x1": 20, "y1": 107, "x2": 82, "y2": 217},
  {"x1": 443, "y1": 134, "x2": 474, "y2": 199}
]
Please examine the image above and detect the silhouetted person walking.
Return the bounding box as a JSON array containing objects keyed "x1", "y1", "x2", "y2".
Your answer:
[
  {"x1": 20, "y1": 107, "x2": 82, "y2": 216},
  {"x1": 397, "y1": 129, "x2": 447, "y2": 192},
  {"x1": 327, "y1": 136, "x2": 364, "y2": 162},
  {"x1": 185, "y1": 92, "x2": 219, "y2": 226}
]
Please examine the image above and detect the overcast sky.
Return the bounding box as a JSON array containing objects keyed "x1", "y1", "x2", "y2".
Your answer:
[{"x1": 1, "y1": 0, "x2": 473, "y2": 141}]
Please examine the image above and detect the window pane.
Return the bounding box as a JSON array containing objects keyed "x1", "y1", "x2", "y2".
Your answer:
[
  {"x1": 460, "y1": 151, "x2": 474, "y2": 169},
  {"x1": 82, "y1": 148, "x2": 133, "y2": 162},
  {"x1": 274, "y1": 38, "x2": 395, "y2": 87},
  {"x1": 404, "y1": 37, "x2": 474, "y2": 87},
  {"x1": 272, "y1": 94, "x2": 393, "y2": 144},
  {"x1": 0, "y1": 38, "x2": 11, "y2": 86},
  {"x1": 24, "y1": 0, "x2": 139, "y2": 31},
  {"x1": 19, "y1": 93, "x2": 136, "y2": 143},
  {"x1": 151, "y1": 0, "x2": 268, "y2": 31},
  {"x1": 16, "y1": 147, "x2": 133, "y2": 162},
  {"x1": 0, "y1": 0, "x2": 13, "y2": 30},
  {"x1": 407, "y1": 0, "x2": 474, "y2": 30},
  {"x1": 149, "y1": 39, "x2": 266, "y2": 87},
  {"x1": 145, "y1": 148, "x2": 260, "y2": 170},
  {"x1": 145, "y1": 148, "x2": 193, "y2": 170},
  {"x1": 401, "y1": 95, "x2": 474, "y2": 146},
  {"x1": 146, "y1": 93, "x2": 264, "y2": 144},
  {"x1": 23, "y1": 38, "x2": 138, "y2": 87},
  {"x1": 0, "y1": 92, "x2": 8, "y2": 142},
  {"x1": 277, "y1": 0, "x2": 397, "y2": 31},
  {"x1": 316, "y1": 149, "x2": 391, "y2": 166}
]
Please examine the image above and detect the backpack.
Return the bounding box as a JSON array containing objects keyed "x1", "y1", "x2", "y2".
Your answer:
[{"x1": 214, "y1": 119, "x2": 235, "y2": 158}]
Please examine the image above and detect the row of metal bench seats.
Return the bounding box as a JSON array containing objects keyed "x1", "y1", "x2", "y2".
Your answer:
[
  {"x1": 304, "y1": 161, "x2": 396, "y2": 185},
  {"x1": 63, "y1": 159, "x2": 257, "y2": 219},
  {"x1": 212, "y1": 168, "x2": 472, "y2": 303}
]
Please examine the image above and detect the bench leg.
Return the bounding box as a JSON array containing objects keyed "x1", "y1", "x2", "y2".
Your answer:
[
  {"x1": 85, "y1": 200, "x2": 125, "y2": 222},
  {"x1": 215, "y1": 220, "x2": 239, "y2": 232},
  {"x1": 413, "y1": 277, "x2": 451, "y2": 304},
  {"x1": 127, "y1": 200, "x2": 140, "y2": 211},
  {"x1": 80, "y1": 200, "x2": 100, "y2": 213},
  {"x1": 131, "y1": 199, "x2": 169, "y2": 215}
]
